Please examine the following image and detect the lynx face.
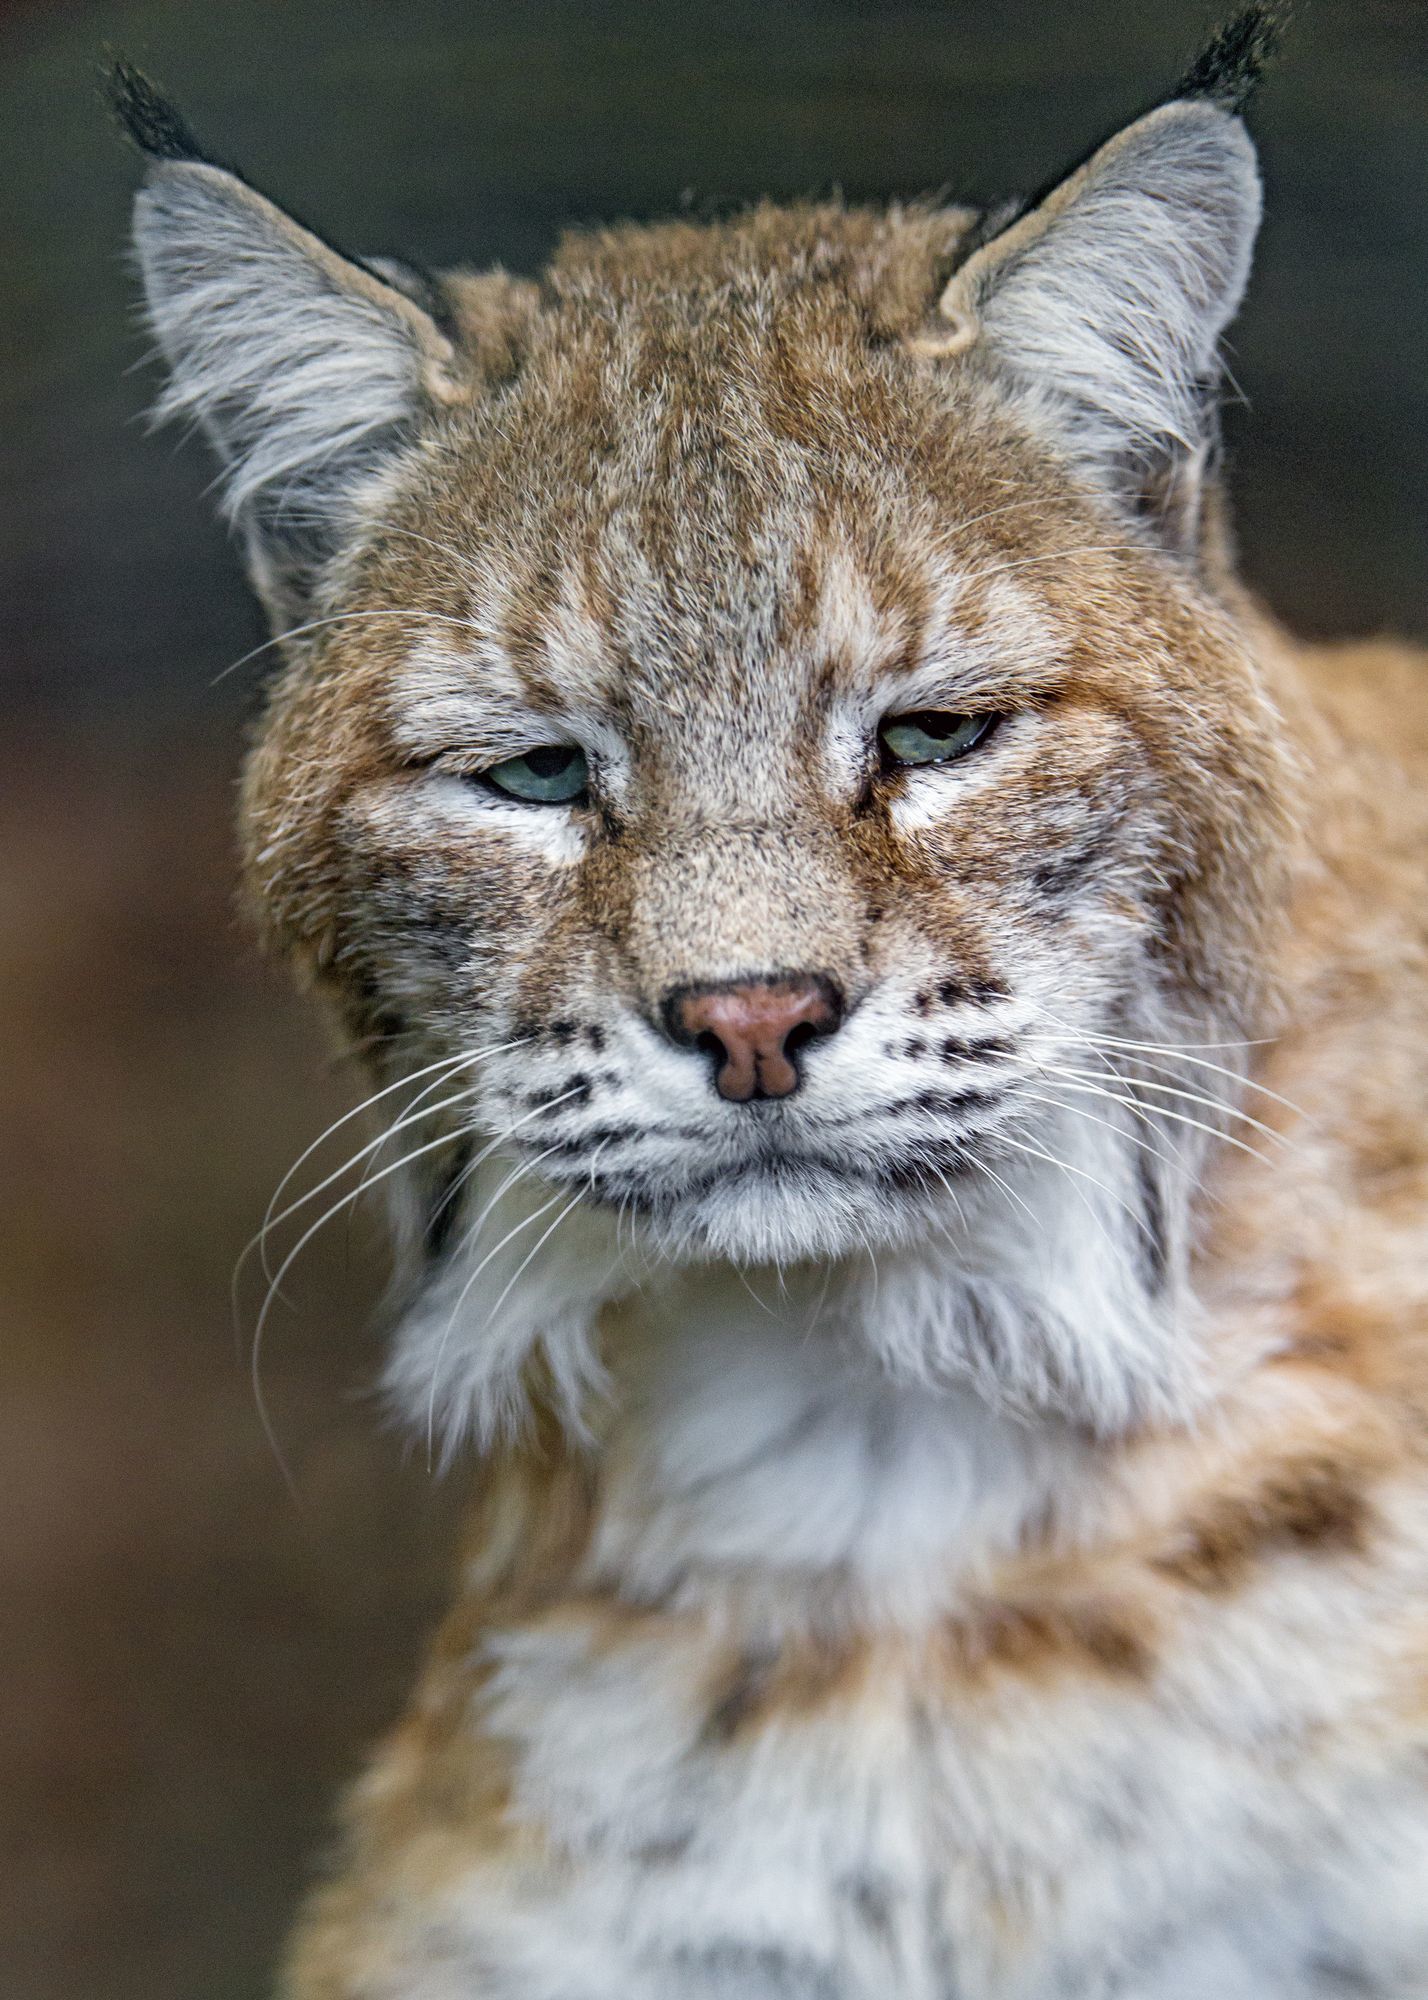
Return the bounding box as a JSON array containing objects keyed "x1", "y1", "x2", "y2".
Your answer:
[
  {"x1": 251, "y1": 340, "x2": 1271, "y2": 1273},
  {"x1": 124, "y1": 66, "x2": 1293, "y2": 1429}
]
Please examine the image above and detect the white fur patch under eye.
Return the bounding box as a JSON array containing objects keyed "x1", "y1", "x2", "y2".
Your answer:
[{"x1": 424, "y1": 776, "x2": 590, "y2": 865}]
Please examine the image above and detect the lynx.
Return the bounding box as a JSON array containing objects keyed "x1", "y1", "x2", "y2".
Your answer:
[{"x1": 115, "y1": 10, "x2": 1428, "y2": 1995}]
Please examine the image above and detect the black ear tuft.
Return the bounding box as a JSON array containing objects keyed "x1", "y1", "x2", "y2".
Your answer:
[
  {"x1": 104, "y1": 56, "x2": 215, "y2": 165},
  {"x1": 1175, "y1": 5, "x2": 1293, "y2": 113}
]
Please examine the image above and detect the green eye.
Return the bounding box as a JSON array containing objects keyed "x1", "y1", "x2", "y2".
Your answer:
[
  {"x1": 878, "y1": 710, "x2": 996, "y2": 769},
  {"x1": 482, "y1": 744, "x2": 589, "y2": 804}
]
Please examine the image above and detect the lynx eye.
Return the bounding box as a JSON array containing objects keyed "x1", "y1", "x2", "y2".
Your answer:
[
  {"x1": 481, "y1": 744, "x2": 589, "y2": 804},
  {"x1": 878, "y1": 710, "x2": 995, "y2": 769}
]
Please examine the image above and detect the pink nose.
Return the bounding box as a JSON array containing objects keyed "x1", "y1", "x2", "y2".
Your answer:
[{"x1": 663, "y1": 974, "x2": 843, "y2": 1102}]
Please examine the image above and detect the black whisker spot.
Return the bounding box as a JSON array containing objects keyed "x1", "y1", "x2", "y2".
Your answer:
[
  {"x1": 940, "y1": 1035, "x2": 1016, "y2": 1064},
  {"x1": 904, "y1": 1038, "x2": 928, "y2": 1060},
  {"x1": 937, "y1": 974, "x2": 1010, "y2": 1008},
  {"x1": 541, "y1": 1124, "x2": 644, "y2": 1158},
  {"x1": 526, "y1": 1073, "x2": 593, "y2": 1110},
  {"x1": 883, "y1": 1142, "x2": 979, "y2": 1191},
  {"x1": 548, "y1": 1019, "x2": 578, "y2": 1046},
  {"x1": 585, "y1": 1024, "x2": 607, "y2": 1053},
  {"x1": 893, "y1": 1087, "x2": 1005, "y2": 1119}
]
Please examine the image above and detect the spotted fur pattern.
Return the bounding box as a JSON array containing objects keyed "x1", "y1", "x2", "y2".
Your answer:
[{"x1": 117, "y1": 17, "x2": 1428, "y2": 1996}]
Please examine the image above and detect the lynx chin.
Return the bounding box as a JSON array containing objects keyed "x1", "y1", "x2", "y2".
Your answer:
[{"x1": 116, "y1": 10, "x2": 1428, "y2": 1995}]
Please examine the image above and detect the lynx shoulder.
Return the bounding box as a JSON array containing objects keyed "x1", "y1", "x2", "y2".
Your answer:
[{"x1": 115, "y1": 11, "x2": 1428, "y2": 1995}]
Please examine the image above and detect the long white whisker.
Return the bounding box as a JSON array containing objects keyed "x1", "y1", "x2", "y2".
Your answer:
[
  {"x1": 351, "y1": 1072, "x2": 491, "y2": 1200},
  {"x1": 958, "y1": 544, "x2": 1143, "y2": 592},
  {"x1": 480, "y1": 1194, "x2": 584, "y2": 1336},
  {"x1": 1029, "y1": 1073, "x2": 1273, "y2": 1166},
  {"x1": 926, "y1": 1159, "x2": 970, "y2": 1238},
  {"x1": 211, "y1": 605, "x2": 491, "y2": 686},
  {"x1": 422, "y1": 1157, "x2": 542, "y2": 1457},
  {"x1": 976, "y1": 1154, "x2": 1042, "y2": 1231},
  {"x1": 941, "y1": 497, "x2": 1063, "y2": 544},
  {"x1": 1022, "y1": 1000, "x2": 1292, "y2": 1115},
  {"x1": 1056, "y1": 1029, "x2": 1302, "y2": 1119},
  {"x1": 246, "y1": 1115, "x2": 476, "y2": 1497},
  {"x1": 1022, "y1": 996, "x2": 1272, "y2": 1056},
  {"x1": 416, "y1": 1097, "x2": 585, "y2": 1444},
  {"x1": 1016, "y1": 1087, "x2": 1188, "y2": 1181},
  {"x1": 443, "y1": 1095, "x2": 586, "y2": 1268},
  {"x1": 423, "y1": 1134, "x2": 579, "y2": 1458},
  {"x1": 378, "y1": 525, "x2": 488, "y2": 581},
  {"x1": 418, "y1": 1079, "x2": 582, "y2": 1275},
  {"x1": 1046, "y1": 1063, "x2": 1289, "y2": 1149},
  {"x1": 257, "y1": 1083, "x2": 482, "y2": 1291},
  {"x1": 996, "y1": 1128, "x2": 1152, "y2": 1249},
  {"x1": 246, "y1": 1036, "x2": 531, "y2": 1291},
  {"x1": 247, "y1": 1049, "x2": 470, "y2": 1279}
]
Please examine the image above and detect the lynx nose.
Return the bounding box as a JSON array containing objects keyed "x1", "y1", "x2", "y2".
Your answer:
[{"x1": 662, "y1": 973, "x2": 844, "y2": 1103}]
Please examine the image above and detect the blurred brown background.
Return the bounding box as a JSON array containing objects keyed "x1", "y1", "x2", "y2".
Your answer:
[{"x1": 1, "y1": 2, "x2": 1424, "y2": 1994}]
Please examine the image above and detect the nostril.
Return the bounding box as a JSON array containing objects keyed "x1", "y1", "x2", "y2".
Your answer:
[
  {"x1": 694, "y1": 1027, "x2": 728, "y2": 1064},
  {"x1": 783, "y1": 1019, "x2": 821, "y2": 1059}
]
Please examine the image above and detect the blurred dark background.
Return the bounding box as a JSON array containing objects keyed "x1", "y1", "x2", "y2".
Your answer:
[{"x1": 1, "y1": 2, "x2": 1424, "y2": 1994}]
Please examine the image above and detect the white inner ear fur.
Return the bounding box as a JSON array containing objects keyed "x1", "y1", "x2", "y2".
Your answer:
[
  {"x1": 132, "y1": 161, "x2": 460, "y2": 545},
  {"x1": 941, "y1": 99, "x2": 1262, "y2": 477}
]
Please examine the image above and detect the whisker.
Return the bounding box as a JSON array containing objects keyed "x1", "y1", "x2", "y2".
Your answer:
[
  {"x1": 480, "y1": 1194, "x2": 585, "y2": 1336},
  {"x1": 253, "y1": 1049, "x2": 469, "y2": 1258},
  {"x1": 975, "y1": 1153, "x2": 1042, "y2": 1232},
  {"x1": 1016, "y1": 1087, "x2": 1188, "y2": 1181},
  {"x1": 1022, "y1": 996, "x2": 1273, "y2": 1056},
  {"x1": 1059, "y1": 1031, "x2": 1302, "y2": 1120},
  {"x1": 996, "y1": 1129, "x2": 1152, "y2": 1250},
  {"x1": 420, "y1": 1079, "x2": 585, "y2": 1267},
  {"x1": 210, "y1": 605, "x2": 491, "y2": 687},
  {"x1": 246, "y1": 1115, "x2": 477, "y2": 1498},
  {"x1": 945, "y1": 496, "x2": 1058, "y2": 541},
  {"x1": 258, "y1": 1082, "x2": 482, "y2": 1289},
  {"x1": 423, "y1": 1132, "x2": 579, "y2": 1457},
  {"x1": 232, "y1": 1049, "x2": 473, "y2": 1335},
  {"x1": 926, "y1": 1159, "x2": 970, "y2": 1238},
  {"x1": 422, "y1": 1156, "x2": 543, "y2": 1457},
  {"x1": 428, "y1": 1191, "x2": 566, "y2": 1463},
  {"x1": 350, "y1": 1062, "x2": 500, "y2": 1201},
  {"x1": 957, "y1": 544, "x2": 1145, "y2": 592},
  {"x1": 378, "y1": 524, "x2": 488, "y2": 581},
  {"x1": 245, "y1": 1037, "x2": 530, "y2": 1292},
  {"x1": 415, "y1": 1094, "x2": 587, "y2": 1442},
  {"x1": 1046, "y1": 1064, "x2": 1290, "y2": 1149},
  {"x1": 1029, "y1": 1074, "x2": 1273, "y2": 1166}
]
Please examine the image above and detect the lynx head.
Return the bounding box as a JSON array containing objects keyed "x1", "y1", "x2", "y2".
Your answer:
[{"x1": 119, "y1": 14, "x2": 1297, "y2": 1445}]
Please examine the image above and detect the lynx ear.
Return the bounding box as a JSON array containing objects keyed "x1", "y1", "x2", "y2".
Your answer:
[
  {"x1": 113, "y1": 64, "x2": 467, "y2": 625},
  {"x1": 926, "y1": 95, "x2": 1262, "y2": 545}
]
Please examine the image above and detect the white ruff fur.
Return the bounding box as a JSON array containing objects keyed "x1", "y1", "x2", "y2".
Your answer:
[
  {"x1": 384, "y1": 1091, "x2": 1199, "y2": 1491},
  {"x1": 372, "y1": 1118, "x2": 1428, "y2": 1998}
]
